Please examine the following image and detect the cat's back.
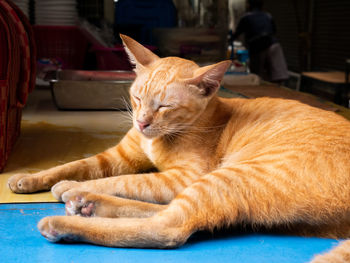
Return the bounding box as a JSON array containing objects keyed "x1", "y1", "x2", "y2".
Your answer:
[
  {"x1": 218, "y1": 97, "x2": 350, "y2": 161},
  {"x1": 224, "y1": 96, "x2": 350, "y2": 138}
]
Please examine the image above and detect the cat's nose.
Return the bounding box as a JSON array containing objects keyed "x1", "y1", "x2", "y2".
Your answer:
[{"x1": 137, "y1": 120, "x2": 150, "y2": 131}]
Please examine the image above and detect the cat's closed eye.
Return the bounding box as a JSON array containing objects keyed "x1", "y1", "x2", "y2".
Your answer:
[
  {"x1": 157, "y1": 104, "x2": 172, "y2": 111},
  {"x1": 133, "y1": 95, "x2": 141, "y2": 103}
]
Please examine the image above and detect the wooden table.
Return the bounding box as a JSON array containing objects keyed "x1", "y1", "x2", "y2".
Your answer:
[
  {"x1": 301, "y1": 71, "x2": 349, "y2": 107},
  {"x1": 224, "y1": 82, "x2": 350, "y2": 121}
]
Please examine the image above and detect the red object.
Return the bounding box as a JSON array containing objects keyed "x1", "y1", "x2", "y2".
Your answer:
[
  {"x1": 33, "y1": 25, "x2": 101, "y2": 69},
  {"x1": 33, "y1": 25, "x2": 157, "y2": 71},
  {"x1": 180, "y1": 44, "x2": 202, "y2": 57},
  {"x1": 92, "y1": 44, "x2": 157, "y2": 71},
  {"x1": 0, "y1": 1, "x2": 36, "y2": 172},
  {"x1": 56, "y1": 70, "x2": 136, "y2": 81}
]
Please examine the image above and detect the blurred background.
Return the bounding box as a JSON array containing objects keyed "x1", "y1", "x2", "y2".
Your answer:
[
  {"x1": 11, "y1": 0, "x2": 348, "y2": 69},
  {"x1": 9, "y1": 0, "x2": 349, "y2": 99},
  {"x1": 3, "y1": 1, "x2": 345, "y2": 83}
]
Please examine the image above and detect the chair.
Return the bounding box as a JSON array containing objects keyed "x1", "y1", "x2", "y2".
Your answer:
[{"x1": 0, "y1": 1, "x2": 36, "y2": 172}]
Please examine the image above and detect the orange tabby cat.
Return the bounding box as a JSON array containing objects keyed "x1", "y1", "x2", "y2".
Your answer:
[{"x1": 8, "y1": 35, "x2": 350, "y2": 262}]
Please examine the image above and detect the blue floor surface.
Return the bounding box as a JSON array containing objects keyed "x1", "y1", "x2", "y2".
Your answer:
[{"x1": 0, "y1": 203, "x2": 339, "y2": 263}]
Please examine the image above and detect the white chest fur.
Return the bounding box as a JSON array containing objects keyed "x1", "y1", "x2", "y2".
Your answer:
[{"x1": 142, "y1": 138, "x2": 155, "y2": 163}]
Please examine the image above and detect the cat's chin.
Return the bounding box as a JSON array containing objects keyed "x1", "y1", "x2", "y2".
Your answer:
[
  {"x1": 136, "y1": 127, "x2": 161, "y2": 139},
  {"x1": 141, "y1": 132, "x2": 159, "y2": 139}
]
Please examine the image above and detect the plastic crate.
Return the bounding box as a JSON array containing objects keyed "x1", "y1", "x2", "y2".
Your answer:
[
  {"x1": 33, "y1": 25, "x2": 99, "y2": 69},
  {"x1": 92, "y1": 44, "x2": 157, "y2": 71}
]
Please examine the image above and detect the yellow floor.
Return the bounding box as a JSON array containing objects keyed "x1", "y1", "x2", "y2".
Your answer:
[{"x1": 0, "y1": 88, "x2": 130, "y2": 203}]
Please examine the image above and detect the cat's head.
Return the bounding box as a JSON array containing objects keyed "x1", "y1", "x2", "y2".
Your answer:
[{"x1": 121, "y1": 34, "x2": 231, "y2": 138}]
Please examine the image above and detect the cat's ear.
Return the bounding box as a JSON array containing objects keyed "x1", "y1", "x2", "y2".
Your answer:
[
  {"x1": 183, "y1": 60, "x2": 231, "y2": 96},
  {"x1": 120, "y1": 34, "x2": 159, "y2": 71}
]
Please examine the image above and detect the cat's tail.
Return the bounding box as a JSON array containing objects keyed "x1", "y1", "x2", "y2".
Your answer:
[{"x1": 311, "y1": 240, "x2": 350, "y2": 263}]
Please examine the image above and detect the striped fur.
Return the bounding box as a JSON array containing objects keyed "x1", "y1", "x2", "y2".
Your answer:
[{"x1": 8, "y1": 35, "x2": 350, "y2": 261}]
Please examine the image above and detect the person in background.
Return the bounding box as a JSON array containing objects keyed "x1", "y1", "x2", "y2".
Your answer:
[{"x1": 230, "y1": 0, "x2": 289, "y2": 84}]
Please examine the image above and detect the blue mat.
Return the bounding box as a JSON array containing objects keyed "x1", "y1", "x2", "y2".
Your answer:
[{"x1": 0, "y1": 203, "x2": 339, "y2": 263}]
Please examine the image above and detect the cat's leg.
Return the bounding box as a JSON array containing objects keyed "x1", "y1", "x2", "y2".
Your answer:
[
  {"x1": 37, "y1": 166, "x2": 249, "y2": 247},
  {"x1": 38, "y1": 214, "x2": 191, "y2": 248},
  {"x1": 61, "y1": 164, "x2": 202, "y2": 217},
  {"x1": 8, "y1": 128, "x2": 152, "y2": 193},
  {"x1": 65, "y1": 191, "x2": 165, "y2": 218},
  {"x1": 37, "y1": 165, "x2": 265, "y2": 247},
  {"x1": 34, "y1": 164, "x2": 301, "y2": 247},
  {"x1": 52, "y1": 166, "x2": 201, "y2": 203},
  {"x1": 62, "y1": 164, "x2": 201, "y2": 217},
  {"x1": 37, "y1": 170, "x2": 230, "y2": 247},
  {"x1": 38, "y1": 163, "x2": 344, "y2": 248}
]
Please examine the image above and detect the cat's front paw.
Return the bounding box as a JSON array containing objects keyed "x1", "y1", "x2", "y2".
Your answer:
[
  {"x1": 8, "y1": 173, "x2": 46, "y2": 193},
  {"x1": 38, "y1": 216, "x2": 81, "y2": 243},
  {"x1": 51, "y1": 180, "x2": 81, "y2": 202},
  {"x1": 65, "y1": 192, "x2": 96, "y2": 217}
]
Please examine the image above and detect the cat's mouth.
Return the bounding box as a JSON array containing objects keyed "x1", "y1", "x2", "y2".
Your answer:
[{"x1": 135, "y1": 124, "x2": 159, "y2": 138}]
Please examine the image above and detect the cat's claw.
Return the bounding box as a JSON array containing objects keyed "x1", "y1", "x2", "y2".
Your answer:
[{"x1": 65, "y1": 193, "x2": 96, "y2": 217}]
